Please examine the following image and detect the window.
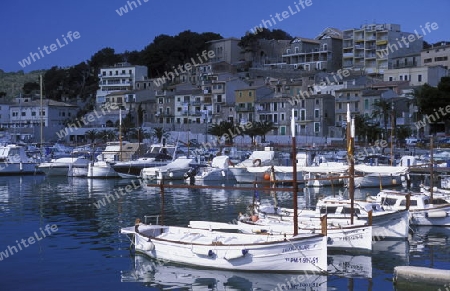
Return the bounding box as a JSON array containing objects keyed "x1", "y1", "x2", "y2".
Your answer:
[
  {"x1": 435, "y1": 56, "x2": 448, "y2": 61},
  {"x1": 32, "y1": 112, "x2": 36, "y2": 116},
  {"x1": 248, "y1": 91, "x2": 252, "y2": 97},
  {"x1": 424, "y1": 58, "x2": 432, "y2": 63},
  {"x1": 217, "y1": 95, "x2": 222, "y2": 103},
  {"x1": 315, "y1": 99, "x2": 319, "y2": 105},
  {"x1": 314, "y1": 122, "x2": 320, "y2": 132},
  {"x1": 21, "y1": 112, "x2": 26, "y2": 116},
  {"x1": 418, "y1": 74, "x2": 422, "y2": 82},
  {"x1": 300, "y1": 109, "x2": 306, "y2": 121},
  {"x1": 364, "y1": 99, "x2": 369, "y2": 110},
  {"x1": 314, "y1": 109, "x2": 320, "y2": 118},
  {"x1": 281, "y1": 113, "x2": 285, "y2": 121},
  {"x1": 389, "y1": 77, "x2": 393, "y2": 81},
  {"x1": 159, "y1": 98, "x2": 164, "y2": 104}
]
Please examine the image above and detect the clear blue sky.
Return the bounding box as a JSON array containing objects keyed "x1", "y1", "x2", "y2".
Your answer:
[{"x1": 1, "y1": 0, "x2": 449, "y2": 73}]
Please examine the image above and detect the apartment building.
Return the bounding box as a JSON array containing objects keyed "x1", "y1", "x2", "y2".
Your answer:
[
  {"x1": 281, "y1": 28, "x2": 343, "y2": 73},
  {"x1": 294, "y1": 94, "x2": 335, "y2": 138},
  {"x1": 421, "y1": 42, "x2": 450, "y2": 69},
  {"x1": 96, "y1": 62, "x2": 148, "y2": 104},
  {"x1": 342, "y1": 23, "x2": 423, "y2": 75}
]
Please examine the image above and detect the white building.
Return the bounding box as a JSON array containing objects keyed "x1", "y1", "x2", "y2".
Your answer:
[
  {"x1": 7, "y1": 97, "x2": 78, "y2": 142},
  {"x1": 96, "y1": 62, "x2": 148, "y2": 104},
  {"x1": 383, "y1": 65, "x2": 448, "y2": 87}
]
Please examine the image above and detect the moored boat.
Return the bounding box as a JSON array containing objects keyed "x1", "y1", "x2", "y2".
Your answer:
[{"x1": 121, "y1": 219, "x2": 328, "y2": 273}]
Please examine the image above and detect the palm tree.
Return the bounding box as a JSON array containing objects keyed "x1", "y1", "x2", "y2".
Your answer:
[
  {"x1": 85, "y1": 129, "x2": 98, "y2": 145},
  {"x1": 208, "y1": 121, "x2": 236, "y2": 146},
  {"x1": 255, "y1": 121, "x2": 276, "y2": 143},
  {"x1": 98, "y1": 129, "x2": 116, "y2": 143},
  {"x1": 372, "y1": 99, "x2": 392, "y2": 140},
  {"x1": 243, "y1": 121, "x2": 259, "y2": 146},
  {"x1": 152, "y1": 127, "x2": 170, "y2": 143}
]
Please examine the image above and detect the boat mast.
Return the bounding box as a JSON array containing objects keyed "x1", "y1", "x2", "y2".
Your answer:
[
  {"x1": 40, "y1": 75, "x2": 44, "y2": 154},
  {"x1": 291, "y1": 109, "x2": 298, "y2": 235},
  {"x1": 430, "y1": 136, "x2": 434, "y2": 201},
  {"x1": 347, "y1": 104, "x2": 355, "y2": 225},
  {"x1": 119, "y1": 108, "x2": 122, "y2": 161}
]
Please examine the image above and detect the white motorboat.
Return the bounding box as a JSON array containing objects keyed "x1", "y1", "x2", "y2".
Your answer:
[
  {"x1": 112, "y1": 143, "x2": 177, "y2": 178},
  {"x1": 87, "y1": 141, "x2": 141, "y2": 178},
  {"x1": 228, "y1": 148, "x2": 277, "y2": 183},
  {"x1": 230, "y1": 151, "x2": 310, "y2": 183},
  {"x1": 121, "y1": 219, "x2": 327, "y2": 273},
  {"x1": 369, "y1": 189, "x2": 450, "y2": 226},
  {"x1": 141, "y1": 157, "x2": 195, "y2": 180},
  {"x1": 302, "y1": 162, "x2": 348, "y2": 187},
  {"x1": 352, "y1": 164, "x2": 409, "y2": 188},
  {"x1": 38, "y1": 156, "x2": 90, "y2": 176},
  {"x1": 190, "y1": 155, "x2": 233, "y2": 182},
  {"x1": 0, "y1": 144, "x2": 43, "y2": 175}
]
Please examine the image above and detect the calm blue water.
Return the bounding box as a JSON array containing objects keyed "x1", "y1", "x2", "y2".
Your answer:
[{"x1": 0, "y1": 175, "x2": 448, "y2": 291}]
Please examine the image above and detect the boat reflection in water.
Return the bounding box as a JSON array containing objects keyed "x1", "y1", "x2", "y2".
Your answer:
[
  {"x1": 121, "y1": 252, "x2": 375, "y2": 290},
  {"x1": 122, "y1": 254, "x2": 328, "y2": 290},
  {"x1": 327, "y1": 253, "x2": 372, "y2": 279}
]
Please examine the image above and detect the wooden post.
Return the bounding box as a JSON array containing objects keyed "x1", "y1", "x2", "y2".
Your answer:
[
  {"x1": 320, "y1": 214, "x2": 327, "y2": 236},
  {"x1": 291, "y1": 109, "x2": 298, "y2": 236},
  {"x1": 159, "y1": 178, "x2": 165, "y2": 225}
]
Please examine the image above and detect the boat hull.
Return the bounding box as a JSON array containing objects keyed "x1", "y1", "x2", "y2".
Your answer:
[
  {"x1": 123, "y1": 225, "x2": 327, "y2": 273},
  {"x1": 87, "y1": 161, "x2": 119, "y2": 178},
  {"x1": 353, "y1": 175, "x2": 402, "y2": 188},
  {"x1": 409, "y1": 207, "x2": 450, "y2": 226},
  {"x1": 0, "y1": 163, "x2": 42, "y2": 175}
]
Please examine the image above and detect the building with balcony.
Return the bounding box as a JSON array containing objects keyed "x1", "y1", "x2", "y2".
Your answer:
[
  {"x1": 96, "y1": 62, "x2": 148, "y2": 104},
  {"x1": 342, "y1": 23, "x2": 423, "y2": 75},
  {"x1": 421, "y1": 42, "x2": 450, "y2": 69},
  {"x1": 281, "y1": 28, "x2": 343, "y2": 73},
  {"x1": 173, "y1": 89, "x2": 205, "y2": 126},
  {"x1": 383, "y1": 65, "x2": 448, "y2": 87},
  {"x1": 293, "y1": 94, "x2": 335, "y2": 138},
  {"x1": 334, "y1": 87, "x2": 366, "y2": 128}
]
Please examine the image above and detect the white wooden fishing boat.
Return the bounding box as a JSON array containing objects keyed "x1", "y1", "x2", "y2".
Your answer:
[
  {"x1": 189, "y1": 216, "x2": 373, "y2": 251},
  {"x1": 121, "y1": 219, "x2": 327, "y2": 273},
  {"x1": 369, "y1": 189, "x2": 450, "y2": 226}
]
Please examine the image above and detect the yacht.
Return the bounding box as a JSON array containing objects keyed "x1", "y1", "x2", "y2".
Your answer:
[{"x1": 0, "y1": 144, "x2": 43, "y2": 175}]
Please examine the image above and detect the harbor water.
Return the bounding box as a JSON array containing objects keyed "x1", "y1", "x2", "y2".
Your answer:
[{"x1": 0, "y1": 175, "x2": 449, "y2": 290}]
